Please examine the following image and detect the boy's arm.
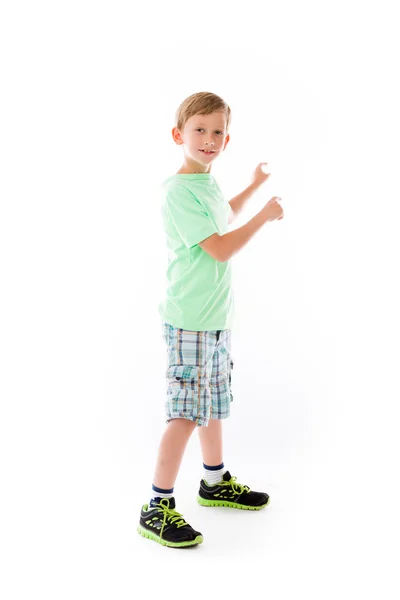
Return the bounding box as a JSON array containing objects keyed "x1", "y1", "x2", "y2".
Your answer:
[
  {"x1": 199, "y1": 207, "x2": 271, "y2": 262},
  {"x1": 228, "y1": 163, "x2": 270, "y2": 222},
  {"x1": 228, "y1": 181, "x2": 259, "y2": 223}
]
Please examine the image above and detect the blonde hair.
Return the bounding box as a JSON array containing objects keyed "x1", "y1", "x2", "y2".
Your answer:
[{"x1": 175, "y1": 91, "x2": 231, "y2": 132}]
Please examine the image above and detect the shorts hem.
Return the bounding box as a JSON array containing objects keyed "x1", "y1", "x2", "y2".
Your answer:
[
  {"x1": 209, "y1": 413, "x2": 230, "y2": 420},
  {"x1": 166, "y1": 413, "x2": 230, "y2": 427},
  {"x1": 166, "y1": 415, "x2": 209, "y2": 427}
]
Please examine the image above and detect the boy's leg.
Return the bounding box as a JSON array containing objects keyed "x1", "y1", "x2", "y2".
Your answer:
[
  {"x1": 153, "y1": 322, "x2": 215, "y2": 496},
  {"x1": 196, "y1": 329, "x2": 270, "y2": 510},
  {"x1": 152, "y1": 418, "x2": 197, "y2": 490},
  {"x1": 138, "y1": 418, "x2": 203, "y2": 548},
  {"x1": 198, "y1": 417, "x2": 223, "y2": 467},
  {"x1": 197, "y1": 328, "x2": 231, "y2": 482},
  {"x1": 137, "y1": 322, "x2": 214, "y2": 548},
  {"x1": 197, "y1": 417, "x2": 227, "y2": 485},
  {"x1": 197, "y1": 418, "x2": 270, "y2": 510}
]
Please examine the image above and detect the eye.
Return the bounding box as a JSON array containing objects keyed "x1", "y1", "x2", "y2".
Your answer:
[
  {"x1": 196, "y1": 128, "x2": 204, "y2": 132},
  {"x1": 216, "y1": 131, "x2": 224, "y2": 135}
]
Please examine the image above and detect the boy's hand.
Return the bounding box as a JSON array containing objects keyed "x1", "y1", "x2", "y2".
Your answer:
[
  {"x1": 261, "y1": 196, "x2": 284, "y2": 222},
  {"x1": 252, "y1": 163, "x2": 271, "y2": 187}
]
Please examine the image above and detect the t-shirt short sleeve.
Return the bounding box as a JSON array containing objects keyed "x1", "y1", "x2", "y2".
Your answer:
[{"x1": 164, "y1": 184, "x2": 218, "y2": 249}]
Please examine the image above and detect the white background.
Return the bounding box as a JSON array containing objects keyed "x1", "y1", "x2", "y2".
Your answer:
[{"x1": 1, "y1": 1, "x2": 399, "y2": 598}]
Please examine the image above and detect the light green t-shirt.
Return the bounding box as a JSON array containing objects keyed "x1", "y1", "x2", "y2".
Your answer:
[{"x1": 158, "y1": 173, "x2": 234, "y2": 331}]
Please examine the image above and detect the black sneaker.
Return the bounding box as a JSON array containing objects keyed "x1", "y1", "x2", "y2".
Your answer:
[
  {"x1": 197, "y1": 471, "x2": 270, "y2": 510},
  {"x1": 137, "y1": 497, "x2": 203, "y2": 548}
]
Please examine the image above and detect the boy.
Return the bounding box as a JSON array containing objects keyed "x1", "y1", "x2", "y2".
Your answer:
[{"x1": 137, "y1": 92, "x2": 284, "y2": 548}]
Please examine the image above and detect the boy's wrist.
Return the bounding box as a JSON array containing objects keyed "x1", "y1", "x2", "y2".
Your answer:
[{"x1": 249, "y1": 180, "x2": 260, "y2": 193}]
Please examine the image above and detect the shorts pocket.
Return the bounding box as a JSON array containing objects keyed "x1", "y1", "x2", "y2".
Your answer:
[{"x1": 165, "y1": 364, "x2": 200, "y2": 419}]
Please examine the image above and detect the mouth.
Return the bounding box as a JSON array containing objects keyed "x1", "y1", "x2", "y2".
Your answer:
[{"x1": 199, "y1": 149, "x2": 216, "y2": 155}]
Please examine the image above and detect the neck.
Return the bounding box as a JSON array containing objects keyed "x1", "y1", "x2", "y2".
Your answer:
[{"x1": 177, "y1": 156, "x2": 211, "y2": 175}]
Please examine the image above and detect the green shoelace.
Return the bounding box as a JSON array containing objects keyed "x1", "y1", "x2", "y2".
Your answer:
[
  {"x1": 219, "y1": 475, "x2": 250, "y2": 496},
  {"x1": 156, "y1": 499, "x2": 188, "y2": 537}
]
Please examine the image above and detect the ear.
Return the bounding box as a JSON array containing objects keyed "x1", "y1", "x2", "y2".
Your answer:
[
  {"x1": 172, "y1": 127, "x2": 184, "y2": 145},
  {"x1": 222, "y1": 133, "x2": 230, "y2": 151}
]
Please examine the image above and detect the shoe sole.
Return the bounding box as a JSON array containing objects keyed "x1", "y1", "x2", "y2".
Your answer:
[
  {"x1": 197, "y1": 496, "x2": 270, "y2": 510},
  {"x1": 137, "y1": 525, "x2": 203, "y2": 547}
]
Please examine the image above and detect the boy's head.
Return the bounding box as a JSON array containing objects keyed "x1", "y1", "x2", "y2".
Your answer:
[{"x1": 172, "y1": 92, "x2": 231, "y2": 170}]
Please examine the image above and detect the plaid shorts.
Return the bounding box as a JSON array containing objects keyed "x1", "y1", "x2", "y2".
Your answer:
[{"x1": 162, "y1": 322, "x2": 234, "y2": 427}]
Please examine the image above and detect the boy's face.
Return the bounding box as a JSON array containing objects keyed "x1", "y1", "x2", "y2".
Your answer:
[{"x1": 172, "y1": 111, "x2": 230, "y2": 170}]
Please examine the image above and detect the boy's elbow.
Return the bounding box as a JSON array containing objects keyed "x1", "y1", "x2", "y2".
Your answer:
[
  {"x1": 217, "y1": 239, "x2": 230, "y2": 262},
  {"x1": 217, "y1": 250, "x2": 229, "y2": 263},
  {"x1": 199, "y1": 233, "x2": 229, "y2": 262},
  {"x1": 215, "y1": 244, "x2": 231, "y2": 262},
  {"x1": 210, "y1": 248, "x2": 228, "y2": 263}
]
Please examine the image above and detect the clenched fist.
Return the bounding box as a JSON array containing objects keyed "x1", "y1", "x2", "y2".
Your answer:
[{"x1": 262, "y1": 196, "x2": 284, "y2": 222}]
